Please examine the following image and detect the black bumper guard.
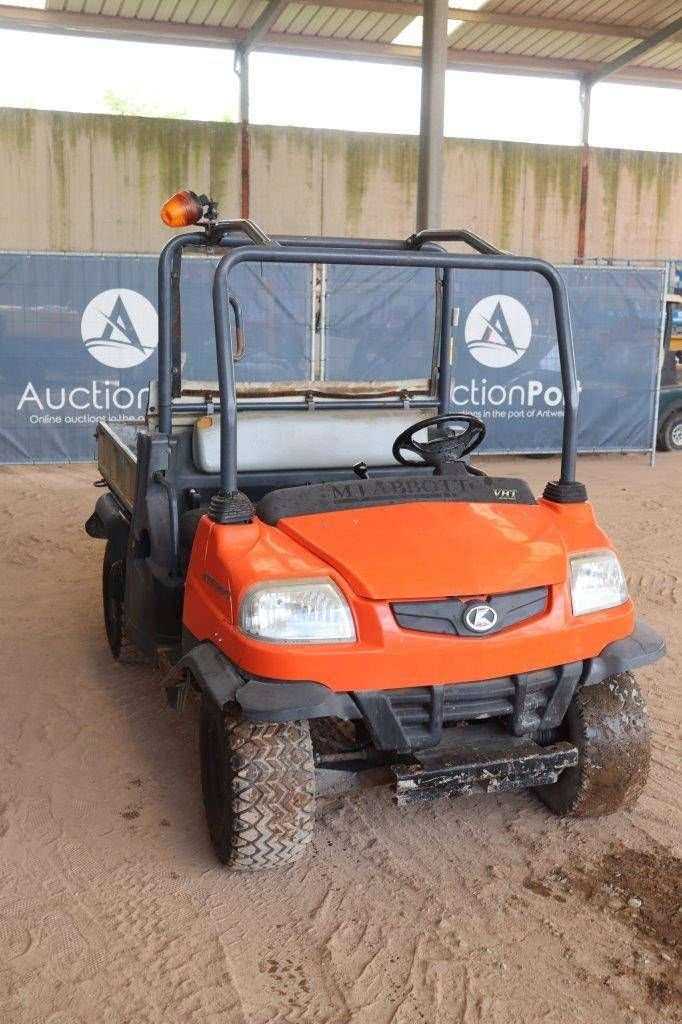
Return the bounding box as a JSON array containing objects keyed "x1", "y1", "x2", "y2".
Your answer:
[{"x1": 354, "y1": 662, "x2": 583, "y2": 752}]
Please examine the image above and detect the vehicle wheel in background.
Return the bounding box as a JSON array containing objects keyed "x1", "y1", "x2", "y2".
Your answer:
[
  {"x1": 658, "y1": 410, "x2": 682, "y2": 452},
  {"x1": 102, "y1": 540, "x2": 146, "y2": 664},
  {"x1": 535, "y1": 672, "x2": 650, "y2": 817}
]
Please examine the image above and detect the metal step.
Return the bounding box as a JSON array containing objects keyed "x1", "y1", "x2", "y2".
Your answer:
[{"x1": 392, "y1": 728, "x2": 578, "y2": 806}]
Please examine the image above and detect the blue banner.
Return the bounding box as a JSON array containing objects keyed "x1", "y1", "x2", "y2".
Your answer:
[
  {"x1": 325, "y1": 263, "x2": 663, "y2": 454},
  {"x1": 0, "y1": 252, "x2": 311, "y2": 462},
  {"x1": 0, "y1": 252, "x2": 662, "y2": 463}
]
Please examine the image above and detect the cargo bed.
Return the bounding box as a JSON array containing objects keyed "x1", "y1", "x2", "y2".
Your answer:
[{"x1": 96, "y1": 420, "x2": 139, "y2": 513}]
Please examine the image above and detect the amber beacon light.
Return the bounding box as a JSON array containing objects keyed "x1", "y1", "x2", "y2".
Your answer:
[{"x1": 160, "y1": 190, "x2": 205, "y2": 227}]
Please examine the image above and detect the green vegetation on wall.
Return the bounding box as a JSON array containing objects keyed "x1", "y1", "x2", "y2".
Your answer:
[
  {"x1": 48, "y1": 112, "x2": 85, "y2": 251},
  {"x1": 480, "y1": 141, "x2": 581, "y2": 253},
  {"x1": 594, "y1": 147, "x2": 679, "y2": 254},
  {"x1": 252, "y1": 125, "x2": 319, "y2": 199},
  {"x1": 302, "y1": 129, "x2": 419, "y2": 233}
]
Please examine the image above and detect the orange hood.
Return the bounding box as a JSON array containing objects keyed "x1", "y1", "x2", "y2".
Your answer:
[{"x1": 276, "y1": 501, "x2": 568, "y2": 601}]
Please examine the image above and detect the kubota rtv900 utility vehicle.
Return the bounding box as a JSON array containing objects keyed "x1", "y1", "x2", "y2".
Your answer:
[{"x1": 86, "y1": 191, "x2": 665, "y2": 870}]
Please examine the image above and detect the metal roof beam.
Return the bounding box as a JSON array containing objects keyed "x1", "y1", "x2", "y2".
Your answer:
[
  {"x1": 293, "y1": 1, "x2": 650, "y2": 40},
  {"x1": 0, "y1": 5, "x2": 680, "y2": 88},
  {"x1": 447, "y1": 9, "x2": 648, "y2": 40},
  {"x1": 295, "y1": 0, "x2": 421, "y2": 14},
  {"x1": 0, "y1": 4, "x2": 235, "y2": 45},
  {"x1": 235, "y1": 0, "x2": 290, "y2": 65},
  {"x1": 584, "y1": 16, "x2": 682, "y2": 86},
  {"x1": 266, "y1": 35, "x2": 682, "y2": 87}
]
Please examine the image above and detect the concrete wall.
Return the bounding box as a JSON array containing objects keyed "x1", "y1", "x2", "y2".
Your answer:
[{"x1": 1, "y1": 107, "x2": 680, "y2": 261}]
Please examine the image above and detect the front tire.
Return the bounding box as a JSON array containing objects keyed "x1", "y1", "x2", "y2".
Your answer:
[
  {"x1": 535, "y1": 672, "x2": 651, "y2": 817},
  {"x1": 200, "y1": 696, "x2": 316, "y2": 870}
]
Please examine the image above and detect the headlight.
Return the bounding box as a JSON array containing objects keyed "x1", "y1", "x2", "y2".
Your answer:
[
  {"x1": 569, "y1": 550, "x2": 628, "y2": 616},
  {"x1": 238, "y1": 578, "x2": 356, "y2": 644}
]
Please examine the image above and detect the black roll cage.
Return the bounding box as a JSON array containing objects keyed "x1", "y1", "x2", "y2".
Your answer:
[
  {"x1": 157, "y1": 220, "x2": 581, "y2": 517},
  {"x1": 157, "y1": 222, "x2": 462, "y2": 422}
]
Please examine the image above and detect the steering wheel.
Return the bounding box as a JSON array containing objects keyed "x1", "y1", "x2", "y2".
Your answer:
[{"x1": 392, "y1": 414, "x2": 486, "y2": 468}]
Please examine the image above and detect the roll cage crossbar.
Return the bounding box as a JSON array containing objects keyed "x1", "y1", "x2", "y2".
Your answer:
[{"x1": 156, "y1": 221, "x2": 583, "y2": 523}]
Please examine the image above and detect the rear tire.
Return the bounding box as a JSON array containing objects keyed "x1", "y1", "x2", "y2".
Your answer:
[
  {"x1": 658, "y1": 410, "x2": 682, "y2": 452},
  {"x1": 102, "y1": 541, "x2": 146, "y2": 664},
  {"x1": 200, "y1": 696, "x2": 316, "y2": 870},
  {"x1": 535, "y1": 672, "x2": 650, "y2": 817}
]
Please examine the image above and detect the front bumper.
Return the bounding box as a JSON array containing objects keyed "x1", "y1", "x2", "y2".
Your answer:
[
  {"x1": 354, "y1": 661, "x2": 582, "y2": 751},
  {"x1": 350, "y1": 619, "x2": 667, "y2": 752},
  {"x1": 232, "y1": 619, "x2": 666, "y2": 749},
  {"x1": 169, "y1": 621, "x2": 665, "y2": 752}
]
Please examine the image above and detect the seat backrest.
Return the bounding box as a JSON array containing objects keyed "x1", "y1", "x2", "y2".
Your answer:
[{"x1": 192, "y1": 407, "x2": 431, "y2": 473}]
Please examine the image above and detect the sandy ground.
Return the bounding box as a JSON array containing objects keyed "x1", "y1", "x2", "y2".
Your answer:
[{"x1": 0, "y1": 454, "x2": 680, "y2": 1024}]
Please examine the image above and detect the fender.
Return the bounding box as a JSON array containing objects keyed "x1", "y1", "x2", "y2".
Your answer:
[
  {"x1": 236, "y1": 677, "x2": 361, "y2": 723},
  {"x1": 85, "y1": 492, "x2": 130, "y2": 559},
  {"x1": 583, "y1": 620, "x2": 666, "y2": 686},
  {"x1": 163, "y1": 640, "x2": 361, "y2": 722},
  {"x1": 163, "y1": 642, "x2": 242, "y2": 711}
]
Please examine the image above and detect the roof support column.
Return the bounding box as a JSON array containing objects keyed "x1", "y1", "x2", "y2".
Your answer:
[
  {"x1": 234, "y1": 0, "x2": 291, "y2": 219},
  {"x1": 576, "y1": 79, "x2": 591, "y2": 262},
  {"x1": 416, "y1": 0, "x2": 449, "y2": 231},
  {"x1": 236, "y1": 53, "x2": 250, "y2": 219}
]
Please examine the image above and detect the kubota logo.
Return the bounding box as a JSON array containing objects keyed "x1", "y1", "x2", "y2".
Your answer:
[
  {"x1": 81, "y1": 289, "x2": 158, "y2": 368},
  {"x1": 463, "y1": 603, "x2": 498, "y2": 633},
  {"x1": 464, "y1": 294, "x2": 532, "y2": 368}
]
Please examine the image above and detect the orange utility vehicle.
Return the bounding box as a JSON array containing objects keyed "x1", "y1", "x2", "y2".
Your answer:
[{"x1": 87, "y1": 192, "x2": 665, "y2": 870}]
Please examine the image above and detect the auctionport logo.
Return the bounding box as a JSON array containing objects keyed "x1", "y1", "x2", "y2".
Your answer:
[
  {"x1": 81, "y1": 289, "x2": 158, "y2": 368},
  {"x1": 464, "y1": 294, "x2": 532, "y2": 368}
]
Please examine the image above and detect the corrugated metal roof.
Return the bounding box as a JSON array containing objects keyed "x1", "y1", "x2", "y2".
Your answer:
[{"x1": 5, "y1": 1, "x2": 682, "y2": 86}]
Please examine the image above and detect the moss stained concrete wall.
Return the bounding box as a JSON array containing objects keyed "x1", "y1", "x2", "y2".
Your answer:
[
  {"x1": 442, "y1": 139, "x2": 582, "y2": 261},
  {"x1": 587, "y1": 148, "x2": 680, "y2": 259},
  {"x1": 0, "y1": 109, "x2": 239, "y2": 253},
  {"x1": 1, "y1": 108, "x2": 680, "y2": 261}
]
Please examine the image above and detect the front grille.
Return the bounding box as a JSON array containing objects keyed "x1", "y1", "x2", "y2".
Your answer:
[
  {"x1": 392, "y1": 586, "x2": 548, "y2": 638},
  {"x1": 353, "y1": 663, "x2": 582, "y2": 751}
]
